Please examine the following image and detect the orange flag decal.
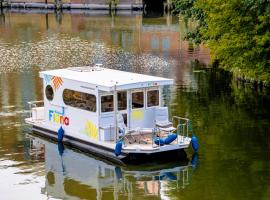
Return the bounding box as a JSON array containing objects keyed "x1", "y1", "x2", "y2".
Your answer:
[{"x1": 51, "y1": 76, "x2": 63, "y2": 90}]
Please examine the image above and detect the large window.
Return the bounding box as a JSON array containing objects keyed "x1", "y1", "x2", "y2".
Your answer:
[
  {"x1": 45, "y1": 85, "x2": 54, "y2": 101},
  {"x1": 118, "y1": 91, "x2": 127, "y2": 111},
  {"x1": 132, "y1": 91, "x2": 144, "y2": 109},
  {"x1": 63, "y1": 89, "x2": 96, "y2": 112},
  {"x1": 147, "y1": 90, "x2": 159, "y2": 107},
  {"x1": 101, "y1": 95, "x2": 114, "y2": 112}
]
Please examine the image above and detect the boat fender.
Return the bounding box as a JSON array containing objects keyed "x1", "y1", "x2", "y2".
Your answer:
[
  {"x1": 154, "y1": 137, "x2": 165, "y2": 146},
  {"x1": 115, "y1": 141, "x2": 123, "y2": 156},
  {"x1": 155, "y1": 175, "x2": 166, "y2": 181},
  {"x1": 191, "y1": 134, "x2": 199, "y2": 152},
  {"x1": 163, "y1": 172, "x2": 177, "y2": 181},
  {"x1": 57, "y1": 142, "x2": 65, "y2": 156},
  {"x1": 191, "y1": 152, "x2": 199, "y2": 169},
  {"x1": 115, "y1": 167, "x2": 123, "y2": 180},
  {"x1": 57, "y1": 126, "x2": 64, "y2": 142},
  {"x1": 164, "y1": 133, "x2": 177, "y2": 144}
]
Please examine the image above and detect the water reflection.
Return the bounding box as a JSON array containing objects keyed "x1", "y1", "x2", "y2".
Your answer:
[
  {"x1": 0, "y1": 9, "x2": 4, "y2": 25},
  {"x1": 0, "y1": 10, "x2": 227, "y2": 200},
  {"x1": 0, "y1": 10, "x2": 209, "y2": 86},
  {"x1": 28, "y1": 134, "x2": 193, "y2": 199}
]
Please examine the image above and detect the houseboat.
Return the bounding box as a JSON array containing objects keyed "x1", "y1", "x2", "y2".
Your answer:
[{"x1": 25, "y1": 65, "x2": 198, "y2": 164}]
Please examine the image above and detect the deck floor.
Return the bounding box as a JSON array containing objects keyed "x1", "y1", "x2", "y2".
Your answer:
[
  {"x1": 105, "y1": 132, "x2": 189, "y2": 152},
  {"x1": 26, "y1": 118, "x2": 190, "y2": 153}
]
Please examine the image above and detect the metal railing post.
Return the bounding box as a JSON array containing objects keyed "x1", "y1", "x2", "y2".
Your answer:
[
  {"x1": 152, "y1": 128, "x2": 154, "y2": 148},
  {"x1": 186, "y1": 120, "x2": 189, "y2": 138},
  {"x1": 27, "y1": 100, "x2": 44, "y2": 119},
  {"x1": 173, "y1": 116, "x2": 191, "y2": 140}
]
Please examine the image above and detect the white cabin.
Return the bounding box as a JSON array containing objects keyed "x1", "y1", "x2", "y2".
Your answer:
[{"x1": 39, "y1": 65, "x2": 173, "y2": 143}]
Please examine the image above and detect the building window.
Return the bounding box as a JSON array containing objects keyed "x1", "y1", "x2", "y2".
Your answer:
[
  {"x1": 147, "y1": 90, "x2": 159, "y2": 107},
  {"x1": 101, "y1": 95, "x2": 114, "y2": 112},
  {"x1": 162, "y1": 38, "x2": 170, "y2": 51},
  {"x1": 151, "y1": 37, "x2": 159, "y2": 50},
  {"x1": 63, "y1": 89, "x2": 96, "y2": 112},
  {"x1": 45, "y1": 85, "x2": 54, "y2": 101},
  {"x1": 111, "y1": 31, "x2": 119, "y2": 45},
  {"x1": 132, "y1": 91, "x2": 144, "y2": 109},
  {"x1": 118, "y1": 91, "x2": 127, "y2": 111}
]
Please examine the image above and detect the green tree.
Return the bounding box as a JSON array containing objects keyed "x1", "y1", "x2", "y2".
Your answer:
[
  {"x1": 173, "y1": 0, "x2": 270, "y2": 85},
  {"x1": 173, "y1": 0, "x2": 206, "y2": 43}
]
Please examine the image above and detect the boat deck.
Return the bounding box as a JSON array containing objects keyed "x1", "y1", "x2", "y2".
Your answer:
[
  {"x1": 26, "y1": 117, "x2": 191, "y2": 154},
  {"x1": 119, "y1": 133, "x2": 190, "y2": 152}
]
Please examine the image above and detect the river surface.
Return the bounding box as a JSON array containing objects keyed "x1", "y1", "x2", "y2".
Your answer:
[{"x1": 0, "y1": 10, "x2": 270, "y2": 200}]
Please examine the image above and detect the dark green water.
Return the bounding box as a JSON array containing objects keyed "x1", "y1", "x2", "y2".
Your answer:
[{"x1": 0, "y1": 10, "x2": 270, "y2": 200}]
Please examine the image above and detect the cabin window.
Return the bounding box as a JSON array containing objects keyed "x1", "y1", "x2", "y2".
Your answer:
[
  {"x1": 63, "y1": 89, "x2": 96, "y2": 112},
  {"x1": 132, "y1": 91, "x2": 144, "y2": 109},
  {"x1": 118, "y1": 91, "x2": 127, "y2": 111},
  {"x1": 101, "y1": 95, "x2": 114, "y2": 112},
  {"x1": 45, "y1": 85, "x2": 54, "y2": 101},
  {"x1": 147, "y1": 90, "x2": 159, "y2": 107}
]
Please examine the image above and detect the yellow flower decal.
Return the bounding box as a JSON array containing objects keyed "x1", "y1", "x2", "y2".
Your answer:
[
  {"x1": 131, "y1": 110, "x2": 144, "y2": 122},
  {"x1": 84, "y1": 120, "x2": 98, "y2": 140}
]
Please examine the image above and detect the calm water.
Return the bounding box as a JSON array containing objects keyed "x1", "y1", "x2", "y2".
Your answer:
[{"x1": 0, "y1": 10, "x2": 270, "y2": 200}]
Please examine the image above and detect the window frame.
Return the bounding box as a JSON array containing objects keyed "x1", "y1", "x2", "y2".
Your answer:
[
  {"x1": 100, "y1": 94, "x2": 114, "y2": 113},
  {"x1": 62, "y1": 88, "x2": 97, "y2": 113},
  {"x1": 146, "y1": 88, "x2": 160, "y2": 108},
  {"x1": 131, "y1": 90, "x2": 145, "y2": 110},
  {"x1": 45, "y1": 84, "x2": 54, "y2": 102},
  {"x1": 117, "y1": 91, "x2": 127, "y2": 111}
]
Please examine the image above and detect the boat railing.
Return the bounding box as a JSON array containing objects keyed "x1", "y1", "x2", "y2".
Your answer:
[
  {"x1": 151, "y1": 128, "x2": 160, "y2": 148},
  {"x1": 150, "y1": 116, "x2": 190, "y2": 147},
  {"x1": 172, "y1": 116, "x2": 190, "y2": 143},
  {"x1": 27, "y1": 100, "x2": 44, "y2": 118}
]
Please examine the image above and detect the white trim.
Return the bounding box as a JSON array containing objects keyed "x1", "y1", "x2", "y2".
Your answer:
[
  {"x1": 117, "y1": 90, "x2": 128, "y2": 112},
  {"x1": 159, "y1": 86, "x2": 162, "y2": 106},
  {"x1": 127, "y1": 90, "x2": 132, "y2": 129},
  {"x1": 40, "y1": 67, "x2": 174, "y2": 92}
]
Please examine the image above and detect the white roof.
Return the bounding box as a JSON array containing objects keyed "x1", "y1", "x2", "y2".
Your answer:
[{"x1": 40, "y1": 66, "x2": 173, "y2": 92}]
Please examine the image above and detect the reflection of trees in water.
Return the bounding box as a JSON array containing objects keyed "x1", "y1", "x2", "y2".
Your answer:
[
  {"x1": 55, "y1": 10, "x2": 62, "y2": 25},
  {"x1": 169, "y1": 68, "x2": 270, "y2": 200},
  {"x1": 0, "y1": 9, "x2": 4, "y2": 25}
]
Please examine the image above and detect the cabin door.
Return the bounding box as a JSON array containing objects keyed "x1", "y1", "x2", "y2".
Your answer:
[
  {"x1": 117, "y1": 91, "x2": 128, "y2": 127},
  {"x1": 129, "y1": 89, "x2": 145, "y2": 129}
]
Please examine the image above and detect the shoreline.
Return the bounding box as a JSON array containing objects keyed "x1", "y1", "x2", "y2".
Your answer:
[
  {"x1": 0, "y1": 7, "x2": 143, "y2": 15},
  {"x1": 0, "y1": 2, "x2": 143, "y2": 10}
]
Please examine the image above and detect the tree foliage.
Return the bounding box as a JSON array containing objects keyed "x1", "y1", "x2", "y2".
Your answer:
[
  {"x1": 173, "y1": 0, "x2": 206, "y2": 43},
  {"x1": 173, "y1": 0, "x2": 270, "y2": 85}
]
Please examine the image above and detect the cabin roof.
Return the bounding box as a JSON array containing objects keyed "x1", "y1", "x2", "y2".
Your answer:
[{"x1": 40, "y1": 67, "x2": 173, "y2": 92}]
